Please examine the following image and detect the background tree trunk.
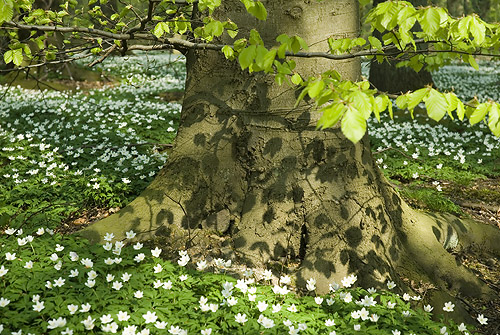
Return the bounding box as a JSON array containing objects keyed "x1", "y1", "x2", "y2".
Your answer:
[
  {"x1": 79, "y1": 0, "x2": 499, "y2": 306},
  {"x1": 368, "y1": 0, "x2": 435, "y2": 94}
]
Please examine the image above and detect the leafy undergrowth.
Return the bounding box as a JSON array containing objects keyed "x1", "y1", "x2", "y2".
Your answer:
[
  {"x1": 0, "y1": 228, "x2": 485, "y2": 335},
  {"x1": 0, "y1": 54, "x2": 499, "y2": 334}
]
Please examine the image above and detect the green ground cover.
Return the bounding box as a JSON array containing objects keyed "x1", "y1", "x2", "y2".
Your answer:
[{"x1": 0, "y1": 55, "x2": 497, "y2": 334}]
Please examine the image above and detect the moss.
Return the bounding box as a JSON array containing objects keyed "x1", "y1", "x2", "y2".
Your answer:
[{"x1": 400, "y1": 187, "x2": 463, "y2": 216}]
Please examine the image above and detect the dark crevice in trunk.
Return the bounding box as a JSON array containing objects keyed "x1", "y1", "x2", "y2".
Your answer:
[{"x1": 299, "y1": 224, "x2": 308, "y2": 261}]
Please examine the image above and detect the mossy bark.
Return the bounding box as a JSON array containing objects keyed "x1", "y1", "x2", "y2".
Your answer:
[{"x1": 78, "y1": 0, "x2": 499, "y2": 304}]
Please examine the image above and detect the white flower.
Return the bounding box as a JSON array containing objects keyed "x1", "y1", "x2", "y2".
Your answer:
[
  {"x1": 32, "y1": 301, "x2": 45, "y2": 312},
  {"x1": 258, "y1": 314, "x2": 275, "y2": 329},
  {"x1": 280, "y1": 275, "x2": 291, "y2": 285},
  {"x1": 105, "y1": 258, "x2": 114, "y2": 265},
  {"x1": 5, "y1": 252, "x2": 16, "y2": 260},
  {"x1": 117, "y1": 311, "x2": 130, "y2": 321},
  {"x1": 235, "y1": 313, "x2": 248, "y2": 324},
  {"x1": 103, "y1": 243, "x2": 113, "y2": 251},
  {"x1": 386, "y1": 280, "x2": 396, "y2": 289},
  {"x1": 155, "y1": 321, "x2": 168, "y2": 329},
  {"x1": 134, "y1": 291, "x2": 144, "y2": 298},
  {"x1": 80, "y1": 303, "x2": 91, "y2": 312},
  {"x1": 271, "y1": 303, "x2": 281, "y2": 313},
  {"x1": 88, "y1": 270, "x2": 98, "y2": 279},
  {"x1": 325, "y1": 319, "x2": 335, "y2": 327},
  {"x1": 326, "y1": 298, "x2": 335, "y2": 305},
  {"x1": 314, "y1": 297, "x2": 323, "y2": 305},
  {"x1": 0, "y1": 298, "x2": 10, "y2": 307},
  {"x1": 143, "y1": 311, "x2": 158, "y2": 323},
  {"x1": 151, "y1": 247, "x2": 162, "y2": 257},
  {"x1": 163, "y1": 280, "x2": 173, "y2": 289},
  {"x1": 370, "y1": 314, "x2": 379, "y2": 322},
  {"x1": 133, "y1": 242, "x2": 143, "y2": 250},
  {"x1": 54, "y1": 277, "x2": 65, "y2": 287},
  {"x1": 68, "y1": 304, "x2": 78, "y2": 314},
  {"x1": 342, "y1": 292, "x2": 353, "y2": 303},
  {"x1": 102, "y1": 322, "x2": 118, "y2": 333},
  {"x1": 257, "y1": 301, "x2": 268, "y2": 312},
  {"x1": 154, "y1": 264, "x2": 163, "y2": 273},
  {"x1": 0, "y1": 265, "x2": 8, "y2": 276},
  {"x1": 121, "y1": 272, "x2": 132, "y2": 282},
  {"x1": 69, "y1": 269, "x2": 79, "y2": 277},
  {"x1": 477, "y1": 314, "x2": 488, "y2": 325},
  {"x1": 69, "y1": 252, "x2": 79, "y2": 261},
  {"x1": 306, "y1": 278, "x2": 316, "y2": 291},
  {"x1": 360, "y1": 295, "x2": 376, "y2": 307},
  {"x1": 262, "y1": 269, "x2": 273, "y2": 280},
  {"x1": 287, "y1": 304, "x2": 297, "y2": 312},
  {"x1": 134, "y1": 253, "x2": 145, "y2": 262},
  {"x1": 354, "y1": 324, "x2": 361, "y2": 331},
  {"x1": 85, "y1": 279, "x2": 96, "y2": 288},
  {"x1": 47, "y1": 317, "x2": 67, "y2": 329},
  {"x1": 329, "y1": 282, "x2": 340, "y2": 292},
  {"x1": 402, "y1": 310, "x2": 411, "y2": 317},
  {"x1": 179, "y1": 274, "x2": 188, "y2": 281},
  {"x1": 392, "y1": 330, "x2": 401, "y2": 335},
  {"x1": 81, "y1": 258, "x2": 93, "y2": 268},
  {"x1": 122, "y1": 178, "x2": 131, "y2": 184},
  {"x1": 24, "y1": 261, "x2": 33, "y2": 269},
  {"x1": 201, "y1": 328, "x2": 212, "y2": 335},
  {"x1": 55, "y1": 244, "x2": 64, "y2": 252},
  {"x1": 100, "y1": 314, "x2": 113, "y2": 324},
  {"x1": 81, "y1": 316, "x2": 95, "y2": 330},
  {"x1": 61, "y1": 327, "x2": 73, "y2": 335},
  {"x1": 197, "y1": 260, "x2": 207, "y2": 270},
  {"x1": 125, "y1": 230, "x2": 136, "y2": 239},
  {"x1": 112, "y1": 281, "x2": 123, "y2": 290},
  {"x1": 458, "y1": 323, "x2": 467, "y2": 332},
  {"x1": 443, "y1": 301, "x2": 455, "y2": 312},
  {"x1": 341, "y1": 274, "x2": 357, "y2": 288},
  {"x1": 424, "y1": 304, "x2": 433, "y2": 312},
  {"x1": 178, "y1": 254, "x2": 190, "y2": 267}
]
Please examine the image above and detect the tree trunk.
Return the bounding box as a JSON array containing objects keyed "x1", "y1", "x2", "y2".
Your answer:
[
  {"x1": 79, "y1": 0, "x2": 499, "y2": 305},
  {"x1": 368, "y1": 0, "x2": 435, "y2": 94}
]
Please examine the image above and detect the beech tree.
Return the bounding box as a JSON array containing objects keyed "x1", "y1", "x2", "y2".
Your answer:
[{"x1": 2, "y1": 0, "x2": 500, "y2": 307}]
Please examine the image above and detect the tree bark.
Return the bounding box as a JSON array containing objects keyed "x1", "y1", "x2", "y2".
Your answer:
[
  {"x1": 368, "y1": 0, "x2": 435, "y2": 94},
  {"x1": 79, "y1": 0, "x2": 499, "y2": 307}
]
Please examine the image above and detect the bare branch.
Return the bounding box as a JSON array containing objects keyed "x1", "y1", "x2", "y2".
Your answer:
[{"x1": 87, "y1": 44, "x2": 118, "y2": 67}]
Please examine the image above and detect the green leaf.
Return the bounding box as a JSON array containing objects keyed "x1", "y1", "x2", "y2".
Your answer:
[
  {"x1": 11, "y1": 48, "x2": 23, "y2": 66},
  {"x1": 341, "y1": 106, "x2": 367, "y2": 143},
  {"x1": 261, "y1": 49, "x2": 276, "y2": 72},
  {"x1": 350, "y1": 91, "x2": 372, "y2": 119},
  {"x1": 240, "y1": 0, "x2": 267, "y2": 20},
  {"x1": 238, "y1": 45, "x2": 256, "y2": 70},
  {"x1": 3, "y1": 50, "x2": 13, "y2": 64},
  {"x1": 469, "y1": 17, "x2": 485, "y2": 45},
  {"x1": 488, "y1": 103, "x2": 500, "y2": 136},
  {"x1": 317, "y1": 103, "x2": 345, "y2": 129},
  {"x1": 456, "y1": 100, "x2": 465, "y2": 120},
  {"x1": 373, "y1": 95, "x2": 388, "y2": 122},
  {"x1": 205, "y1": 20, "x2": 224, "y2": 37},
  {"x1": 0, "y1": 0, "x2": 14, "y2": 23},
  {"x1": 368, "y1": 36, "x2": 382, "y2": 51},
  {"x1": 420, "y1": 7, "x2": 441, "y2": 35},
  {"x1": 407, "y1": 88, "x2": 428, "y2": 110},
  {"x1": 396, "y1": 95, "x2": 408, "y2": 110},
  {"x1": 469, "y1": 103, "x2": 489, "y2": 125},
  {"x1": 153, "y1": 22, "x2": 169, "y2": 38},
  {"x1": 291, "y1": 73, "x2": 302, "y2": 85},
  {"x1": 221, "y1": 45, "x2": 234, "y2": 59},
  {"x1": 308, "y1": 80, "x2": 325, "y2": 99},
  {"x1": 425, "y1": 89, "x2": 448, "y2": 122}
]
